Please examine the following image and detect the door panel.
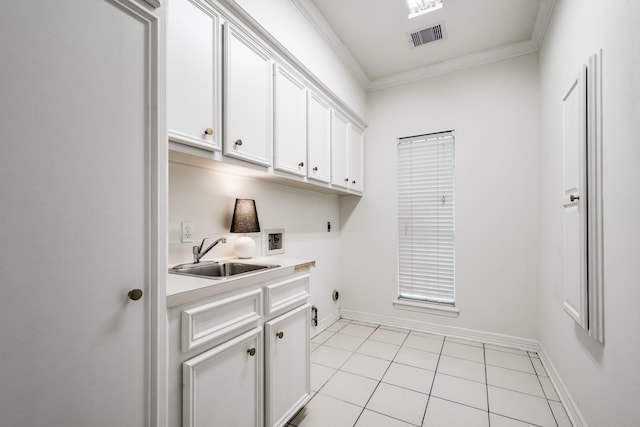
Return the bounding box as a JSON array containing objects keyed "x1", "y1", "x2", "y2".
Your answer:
[
  {"x1": 561, "y1": 70, "x2": 588, "y2": 329},
  {"x1": 0, "y1": 1, "x2": 155, "y2": 425}
]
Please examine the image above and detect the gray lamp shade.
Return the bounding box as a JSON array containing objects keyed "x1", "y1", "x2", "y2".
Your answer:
[{"x1": 230, "y1": 199, "x2": 260, "y2": 233}]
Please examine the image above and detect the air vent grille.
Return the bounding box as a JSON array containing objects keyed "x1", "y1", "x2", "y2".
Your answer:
[{"x1": 408, "y1": 23, "x2": 446, "y2": 48}]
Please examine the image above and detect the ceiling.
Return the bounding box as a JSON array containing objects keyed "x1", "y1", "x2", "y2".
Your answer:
[{"x1": 293, "y1": 0, "x2": 556, "y2": 91}]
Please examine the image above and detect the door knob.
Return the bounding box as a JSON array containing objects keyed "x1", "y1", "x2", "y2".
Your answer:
[
  {"x1": 276, "y1": 331, "x2": 284, "y2": 339},
  {"x1": 313, "y1": 166, "x2": 318, "y2": 172},
  {"x1": 570, "y1": 194, "x2": 580, "y2": 202},
  {"x1": 247, "y1": 348, "x2": 256, "y2": 356},
  {"x1": 204, "y1": 128, "x2": 213, "y2": 136},
  {"x1": 298, "y1": 162, "x2": 304, "y2": 168},
  {"x1": 128, "y1": 289, "x2": 143, "y2": 301},
  {"x1": 235, "y1": 139, "x2": 243, "y2": 146}
]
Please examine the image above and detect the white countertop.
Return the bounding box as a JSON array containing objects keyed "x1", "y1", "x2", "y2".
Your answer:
[{"x1": 166, "y1": 256, "x2": 315, "y2": 308}]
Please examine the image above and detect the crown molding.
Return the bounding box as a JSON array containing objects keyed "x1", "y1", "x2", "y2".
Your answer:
[
  {"x1": 294, "y1": 0, "x2": 557, "y2": 92},
  {"x1": 532, "y1": 0, "x2": 557, "y2": 49},
  {"x1": 290, "y1": 0, "x2": 372, "y2": 90},
  {"x1": 369, "y1": 39, "x2": 539, "y2": 91}
]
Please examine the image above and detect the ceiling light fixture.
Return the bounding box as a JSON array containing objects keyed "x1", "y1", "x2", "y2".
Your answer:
[{"x1": 406, "y1": 0, "x2": 443, "y2": 19}]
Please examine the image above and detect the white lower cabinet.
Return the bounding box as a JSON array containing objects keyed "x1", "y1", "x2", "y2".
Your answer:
[
  {"x1": 171, "y1": 270, "x2": 311, "y2": 427},
  {"x1": 183, "y1": 328, "x2": 263, "y2": 427},
  {"x1": 265, "y1": 304, "x2": 311, "y2": 427}
]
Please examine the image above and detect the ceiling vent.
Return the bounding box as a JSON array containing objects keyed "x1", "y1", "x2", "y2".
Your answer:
[{"x1": 407, "y1": 22, "x2": 446, "y2": 48}]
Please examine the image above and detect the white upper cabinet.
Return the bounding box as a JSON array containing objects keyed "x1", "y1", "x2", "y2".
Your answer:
[
  {"x1": 273, "y1": 65, "x2": 307, "y2": 176},
  {"x1": 167, "y1": 0, "x2": 221, "y2": 150},
  {"x1": 349, "y1": 125, "x2": 364, "y2": 193},
  {"x1": 331, "y1": 111, "x2": 350, "y2": 189},
  {"x1": 224, "y1": 23, "x2": 273, "y2": 167},
  {"x1": 331, "y1": 111, "x2": 364, "y2": 193},
  {"x1": 307, "y1": 92, "x2": 332, "y2": 184},
  {"x1": 166, "y1": 0, "x2": 366, "y2": 194}
]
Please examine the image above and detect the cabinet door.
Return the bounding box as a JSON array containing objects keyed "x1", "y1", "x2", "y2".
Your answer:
[
  {"x1": 274, "y1": 65, "x2": 307, "y2": 176},
  {"x1": 0, "y1": 1, "x2": 159, "y2": 425},
  {"x1": 265, "y1": 304, "x2": 311, "y2": 427},
  {"x1": 183, "y1": 328, "x2": 263, "y2": 427},
  {"x1": 167, "y1": 0, "x2": 221, "y2": 150},
  {"x1": 224, "y1": 23, "x2": 272, "y2": 166},
  {"x1": 307, "y1": 92, "x2": 331, "y2": 183},
  {"x1": 349, "y1": 125, "x2": 364, "y2": 193},
  {"x1": 331, "y1": 111, "x2": 350, "y2": 188}
]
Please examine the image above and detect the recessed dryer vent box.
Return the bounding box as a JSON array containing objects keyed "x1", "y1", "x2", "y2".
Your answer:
[{"x1": 264, "y1": 228, "x2": 285, "y2": 255}]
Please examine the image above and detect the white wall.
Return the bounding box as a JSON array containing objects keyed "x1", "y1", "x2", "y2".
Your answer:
[
  {"x1": 233, "y1": 0, "x2": 367, "y2": 119},
  {"x1": 340, "y1": 53, "x2": 541, "y2": 339},
  {"x1": 537, "y1": 0, "x2": 640, "y2": 425},
  {"x1": 169, "y1": 162, "x2": 342, "y2": 327}
]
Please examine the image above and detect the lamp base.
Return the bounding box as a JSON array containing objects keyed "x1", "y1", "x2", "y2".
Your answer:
[{"x1": 234, "y1": 236, "x2": 256, "y2": 259}]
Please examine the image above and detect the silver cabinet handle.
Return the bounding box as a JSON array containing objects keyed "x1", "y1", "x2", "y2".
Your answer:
[
  {"x1": 235, "y1": 139, "x2": 243, "y2": 146},
  {"x1": 247, "y1": 348, "x2": 256, "y2": 356},
  {"x1": 570, "y1": 194, "x2": 580, "y2": 202},
  {"x1": 204, "y1": 128, "x2": 213, "y2": 136},
  {"x1": 276, "y1": 331, "x2": 284, "y2": 339}
]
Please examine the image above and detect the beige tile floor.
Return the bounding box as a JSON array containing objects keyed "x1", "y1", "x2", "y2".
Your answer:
[{"x1": 288, "y1": 319, "x2": 572, "y2": 427}]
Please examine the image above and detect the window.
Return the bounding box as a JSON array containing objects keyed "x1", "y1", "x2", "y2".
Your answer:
[{"x1": 397, "y1": 131, "x2": 455, "y2": 306}]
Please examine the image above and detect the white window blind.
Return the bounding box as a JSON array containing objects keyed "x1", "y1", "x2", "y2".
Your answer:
[{"x1": 397, "y1": 131, "x2": 455, "y2": 304}]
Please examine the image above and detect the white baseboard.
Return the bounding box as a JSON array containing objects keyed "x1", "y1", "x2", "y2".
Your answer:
[
  {"x1": 340, "y1": 308, "x2": 540, "y2": 352},
  {"x1": 538, "y1": 348, "x2": 588, "y2": 427}
]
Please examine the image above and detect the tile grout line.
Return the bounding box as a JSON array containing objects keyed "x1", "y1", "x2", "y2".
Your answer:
[
  {"x1": 529, "y1": 351, "x2": 561, "y2": 427},
  {"x1": 349, "y1": 324, "x2": 382, "y2": 427},
  {"x1": 484, "y1": 343, "x2": 491, "y2": 427},
  {"x1": 420, "y1": 335, "x2": 446, "y2": 426},
  {"x1": 350, "y1": 324, "x2": 405, "y2": 427}
]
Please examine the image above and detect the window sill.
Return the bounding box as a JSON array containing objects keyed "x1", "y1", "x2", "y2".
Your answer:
[{"x1": 393, "y1": 299, "x2": 460, "y2": 318}]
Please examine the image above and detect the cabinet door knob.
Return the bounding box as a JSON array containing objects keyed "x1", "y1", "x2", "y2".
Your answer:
[
  {"x1": 312, "y1": 166, "x2": 318, "y2": 172},
  {"x1": 235, "y1": 139, "x2": 243, "y2": 146},
  {"x1": 570, "y1": 194, "x2": 580, "y2": 202},
  {"x1": 128, "y1": 289, "x2": 143, "y2": 301},
  {"x1": 276, "y1": 331, "x2": 284, "y2": 339},
  {"x1": 247, "y1": 348, "x2": 256, "y2": 356},
  {"x1": 344, "y1": 178, "x2": 349, "y2": 182},
  {"x1": 204, "y1": 128, "x2": 213, "y2": 136},
  {"x1": 352, "y1": 180, "x2": 356, "y2": 184},
  {"x1": 298, "y1": 162, "x2": 304, "y2": 168}
]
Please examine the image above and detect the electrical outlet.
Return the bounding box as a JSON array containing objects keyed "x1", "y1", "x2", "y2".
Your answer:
[{"x1": 181, "y1": 221, "x2": 193, "y2": 243}]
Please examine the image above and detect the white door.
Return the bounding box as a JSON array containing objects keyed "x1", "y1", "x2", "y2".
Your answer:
[
  {"x1": 224, "y1": 23, "x2": 272, "y2": 166},
  {"x1": 183, "y1": 328, "x2": 263, "y2": 427},
  {"x1": 307, "y1": 92, "x2": 332, "y2": 183},
  {"x1": 167, "y1": 0, "x2": 221, "y2": 150},
  {"x1": 562, "y1": 69, "x2": 588, "y2": 329},
  {"x1": 331, "y1": 111, "x2": 350, "y2": 188},
  {"x1": 273, "y1": 65, "x2": 307, "y2": 176},
  {"x1": 264, "y1": 304, "x2": 311, "y2": 427},
  {"x1": 0, "y1": 0, "x2": 158, "y2": 425}
]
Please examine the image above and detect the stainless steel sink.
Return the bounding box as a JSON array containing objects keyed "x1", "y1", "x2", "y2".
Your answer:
[{"x1": 169, "y1": 261, "x2": 279, "y2": 279}]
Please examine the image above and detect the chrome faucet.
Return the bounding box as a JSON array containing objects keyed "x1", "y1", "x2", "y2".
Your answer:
[{"x1": 193, "y1": 237, "x2": 227, "y2": 263}]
